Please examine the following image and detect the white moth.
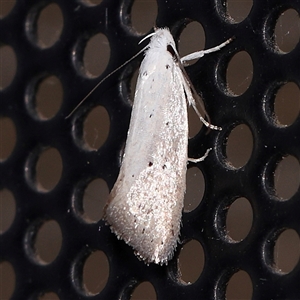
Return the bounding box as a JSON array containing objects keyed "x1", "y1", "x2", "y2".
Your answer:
[{"x1": 104, "y1": 28, "x2": 231, "y2": 265}]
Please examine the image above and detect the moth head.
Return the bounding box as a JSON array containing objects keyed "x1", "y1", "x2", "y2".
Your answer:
[{"x1": 139, "y1": 28, "x2": 178, "y2": 57}]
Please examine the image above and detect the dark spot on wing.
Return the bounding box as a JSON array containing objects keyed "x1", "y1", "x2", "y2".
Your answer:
[
  {"x1": 166, "y1": 64, "x2": 170, "y2": 69},
  {"x1": 148, "y1": 162, "x2": 153, "y2": 167}
]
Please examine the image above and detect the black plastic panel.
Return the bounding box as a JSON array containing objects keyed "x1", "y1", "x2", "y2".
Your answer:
[{"x1": 1, "y1": 0, "x2": 300, "y2": 299}]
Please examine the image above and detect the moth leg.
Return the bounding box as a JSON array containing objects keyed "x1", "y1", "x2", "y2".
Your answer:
[
  {"x1": 190, "y1": 101, "x2": 222, "y2": 131},
  {"x1": 188, "y1": 148, "x2": 212, "y2": 163},
  {"x1": 181, "y1": 38, "x2": 233, "y2": 65},
  {"x1": 181, "y1": 76, "x2": 222, "y2": 131},
  {"x1": 178, "y1": 58, "x2": 222, "y2": 131}
]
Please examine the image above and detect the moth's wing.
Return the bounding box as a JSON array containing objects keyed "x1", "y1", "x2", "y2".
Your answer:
[{"x1": 105, "y1": 50, "x2": 189, "y2": 264}]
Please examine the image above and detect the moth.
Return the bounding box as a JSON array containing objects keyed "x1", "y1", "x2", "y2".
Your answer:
[{"x1": 104, "y1": 28, "x2": 231, "y2": 265}]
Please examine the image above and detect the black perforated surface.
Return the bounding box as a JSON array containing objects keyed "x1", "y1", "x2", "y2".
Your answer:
[{"x1": 1, "y1": 0, "x2": 300, "y2": 299}]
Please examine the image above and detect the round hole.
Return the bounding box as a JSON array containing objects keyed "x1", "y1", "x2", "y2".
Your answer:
[
  {"x1": 83, "y1": 33, "x2": 110, "y2": 78},
  {"x1": 130, "y1": 0, "x2": 158, "y2": 34},
  {"x1": 34, "y1": 75, "x2": 63, "y2": 120},
  {"x1": 0, "y1": 0, "x2": 16, "y2": 18},
  {"x1": 184, "y1": 167, "x2": 205, "y2": 212},
  {"x1": 179, "y1": 21, "x2": 205, "y2": 65},
  {"x1": 226, "y1": 51, "x2": 253, "y2": 96},
  {"x1": 0, "y1": 189, "x2": 16, "y2": 233},
  {"x1": 273, "y1": 229, "x2": 300, "y2": 274},
  {"x1": 274, "y1": 82, "x2": 300, "y2": 126},
  {"x1": 36, "y1": 3, "x2": 64, "y2": 48},
  {"x1": 274, "y1": 155, "x2": 300, "y2": 200},
  {"x1": 225, "y1": 124, "x2": 253, "y2": 168},
  {"x1": 178, "y1": 240, "x2": 204, "y2": 284},
  {"x1": 83, "y1": 106, "x2": 110, "y2": 150},
  {"x1": 226, "y1": 197, "x2": 253, "y2": 242},
  {"x1": 131, "y1": 281, "x2": 157, "y2": 300},
  {"x1": 0, "y1": 261, "x2": 15, "y2": 299},
  {"x1": 226, "y1": 270, "x2": 253, "y2": 299},
  {"x1": 38, "y1": 292, "x2": 60, "y2": 300},
  {"x1": 275, "y1": 9, "x2": 300, "y2": 53},
  {"x1": 0, "y1": 117, "x2": 17, "y2": 161},
  {"x1": 0, "y1": 45, "x2": 17, "y2": 90},
  {"x1": 82, "y1": 178, "x2": 109, "y2": 223},
  {"x1": 33, "y1": 220, "x2": 62, "y2": 264},
  {"x1": 226, "y1": 0, "x2": 253, "y2": 23},
  {"x1": 34, "y1": 147, "x2": 63, "y2": 192},
  {"x1": 82, "y1": 251, "x2": 109, "y2": 295}
]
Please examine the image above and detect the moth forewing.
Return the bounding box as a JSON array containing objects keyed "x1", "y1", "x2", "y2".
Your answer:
[{"x1": 104, "y1": 29, "x2": 188, "y2": 265}]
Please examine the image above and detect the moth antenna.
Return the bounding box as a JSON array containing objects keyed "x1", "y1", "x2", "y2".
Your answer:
[{"x1": 65, "y1": 44, "x2": 149, "y2": 119}]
